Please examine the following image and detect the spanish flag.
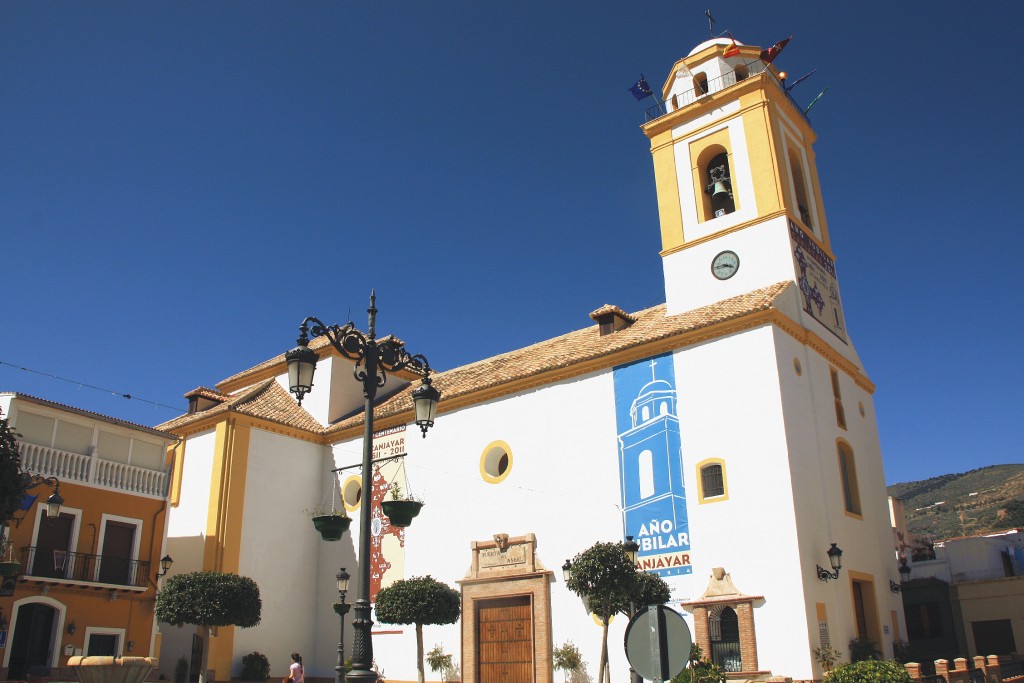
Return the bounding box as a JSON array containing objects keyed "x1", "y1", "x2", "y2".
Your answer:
[{"x1": 723, "y1": 32, "x2": 741, "y2": 58}]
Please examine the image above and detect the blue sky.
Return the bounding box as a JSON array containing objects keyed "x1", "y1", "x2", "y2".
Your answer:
[{"x1": 2, "y1": 2, "x2": 1021, "y2": 486}]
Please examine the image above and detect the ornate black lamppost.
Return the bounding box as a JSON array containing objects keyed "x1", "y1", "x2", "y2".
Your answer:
[
  {"x1": 335, "y1": 568, "x2": 351, "y2": 683},
  {"x1": 286, "y1": 293, "x2": 440, "y2": 683},
  {"x1": 623, "y1": 536, "x2": 641, "y2": 683}
]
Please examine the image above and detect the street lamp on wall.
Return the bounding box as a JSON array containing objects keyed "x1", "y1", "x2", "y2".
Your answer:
[
  {"x1": 286, "y1": 293, "x2": 440, "y2": 683},
  {"x1": 12, "y1": 475, "x2": 64, "y2": 527},
  {"x1": 891, "y1": 558, "x2": 911, "y2": 593},
  {"x1": 155, "y1": 555, "x2": 174, "y2": 581},
  {"x1": 562, "y1": 559, "x2": 572, "y2": 583},
  {"x1": 816, "y1": 543, "x2": 843, "y2": 582}
]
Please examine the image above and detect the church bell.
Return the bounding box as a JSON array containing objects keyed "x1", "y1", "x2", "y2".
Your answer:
[{"x1": 711, "y1": 181, "x2": 731, "y2": 201}]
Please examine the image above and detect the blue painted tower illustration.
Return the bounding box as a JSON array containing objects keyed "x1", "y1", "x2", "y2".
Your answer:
[{"x1": 614, "y1": 353, "x2": 692, "y2": 577}]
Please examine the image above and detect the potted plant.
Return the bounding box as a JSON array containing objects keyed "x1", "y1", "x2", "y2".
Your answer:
[
  {"x1": 307, "y1": 505, "x2": 352, "y2": 541},
  {"x1": 381, "y1": 482, "x2": 424, "y2": 528}
]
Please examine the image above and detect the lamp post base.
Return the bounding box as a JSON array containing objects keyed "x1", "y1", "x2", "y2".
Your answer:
[{"x1": 346, "y1": 600, "x2": 377, "y2": 683}]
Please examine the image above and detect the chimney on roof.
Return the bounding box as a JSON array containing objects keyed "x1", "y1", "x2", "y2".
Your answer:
[
  {"x1": 590, "y1": 305, "x2": 637, "y2": 336},
  {"x1": 184, "y1": 387, "x2": 226, "y2": 414}
]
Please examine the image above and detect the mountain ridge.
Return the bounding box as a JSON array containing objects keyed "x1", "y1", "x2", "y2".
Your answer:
[{"x1": 887, "y1": 464, "x2": 1024, "y2": 539}]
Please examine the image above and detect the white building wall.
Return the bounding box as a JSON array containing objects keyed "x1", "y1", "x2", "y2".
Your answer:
[
  {"x1": 235, "y1": 429, "x2": 330, "y2": 678},
  {"x1": 674, "y1": 325, "x2": 813, "y2": 676},
  {"x1": 323, "y1": 370, "x2": 627, "y2": 683},
  {"x1": 774, "y1": 324, "x2": 904, "y2": 670},
  {"x1": 168, "y1": 429, "x2": 216, "y2": 538},
  {"x1": 288, "y1": 319, "x2": 895, "y2": 682}
]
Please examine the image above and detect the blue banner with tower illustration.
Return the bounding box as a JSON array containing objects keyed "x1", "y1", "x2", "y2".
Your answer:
[{"x1": 613, "y1": 353, "x2": 692, "y2": 577}]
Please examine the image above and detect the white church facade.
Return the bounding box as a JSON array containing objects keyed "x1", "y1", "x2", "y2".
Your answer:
[{"x1": 155, "y1": 37, "x2": 903, "y2": 683}]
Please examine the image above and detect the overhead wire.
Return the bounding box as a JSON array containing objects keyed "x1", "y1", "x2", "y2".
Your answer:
[{"x1": 0, "y1": 359, "x2": 185, "y2": 414}]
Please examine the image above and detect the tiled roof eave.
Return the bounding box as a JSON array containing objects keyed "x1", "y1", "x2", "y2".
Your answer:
[{"x1": 323, "y1": 286, "x2": 792, "y2": 440}]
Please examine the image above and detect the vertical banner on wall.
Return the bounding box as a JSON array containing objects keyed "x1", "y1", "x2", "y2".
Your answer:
[
  {"x1": 369, "y1": 426, "x2": 407, "y2": 601},
  {"x1": 613, "y1": 353, "x2": 692, "y2": 577},
  {"x1": 789, "y1": 220, "x2": 847, "y2": 343}
]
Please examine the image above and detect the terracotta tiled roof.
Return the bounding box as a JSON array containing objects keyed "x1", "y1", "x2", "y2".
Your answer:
[
  {"x1": 324, "y1": 281, "x2": 792, "y2": 435},
  {"x1": 163, "y1": 282, "x2": 793, "y2": 438},
  {"x1": 216, "y1": 333, "x2": 336, "y2": 391},
  {"x1": 1, "y1": 392, "x2": 178, "y2": 439},
  {"x1": 157, "y1": 379, "x2": 322, "y2": 434},
  {"x1": 183, "y1": 386, "x2": 228, "y2": 401},
  {"x1": 215, "y1": 330, "x2": 413, "y2": 392}
]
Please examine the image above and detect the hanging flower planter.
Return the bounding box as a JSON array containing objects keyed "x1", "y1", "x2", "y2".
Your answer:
[
  {"x1": 311, "y1": 514, "x2": 352, "y2": 542},
  {"x1": 0, "y1": 561, "x2": 21, "y2": 578},
  {"x1": 381, "y1": 500, "x2": 424, "y2": 528}
]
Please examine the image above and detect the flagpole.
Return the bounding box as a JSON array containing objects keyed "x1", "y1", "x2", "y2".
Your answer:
[{"x1": 803, "y1": 87, "x2": 829, "y2": 115}]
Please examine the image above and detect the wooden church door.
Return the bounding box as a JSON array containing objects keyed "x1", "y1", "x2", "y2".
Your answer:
[{"x1": 477, "y1": 596, "x2": 533, "y2": 683}]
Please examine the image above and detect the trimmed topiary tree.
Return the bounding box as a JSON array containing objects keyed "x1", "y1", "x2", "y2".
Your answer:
[
  {"x1": 375, "y1": 576, "x2": 461, "y2": 683},
  {"x1": 564, "y1": 541, "x2": 671, "y2": 683},
  {"x1": 824, "y1": 659, "x2": 912, "y2": 683},
  {"x1": 156, "y1": 571, "x2": 262, "y2": 683}
]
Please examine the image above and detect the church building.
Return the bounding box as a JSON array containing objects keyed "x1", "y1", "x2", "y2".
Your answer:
[{"x1": 155, "y1": 36, "x2": 903, "y2": 683}]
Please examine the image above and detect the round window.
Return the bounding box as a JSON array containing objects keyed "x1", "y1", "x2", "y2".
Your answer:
[
  {"x1": 480, "y1": 441, "x2": 513, "y2": 484},
  {"x1": 342, "y1": 475, "x2": 362, "y2": 511}
]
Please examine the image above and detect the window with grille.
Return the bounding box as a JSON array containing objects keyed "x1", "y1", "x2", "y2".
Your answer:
[{"x1": 701, "y1": 464, "x2": 725, "y2": 498}]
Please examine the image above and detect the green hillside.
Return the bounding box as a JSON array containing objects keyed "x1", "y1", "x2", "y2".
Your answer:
[{"x1": 888, "y1": 464, "x2": 1024, "y2": 539}]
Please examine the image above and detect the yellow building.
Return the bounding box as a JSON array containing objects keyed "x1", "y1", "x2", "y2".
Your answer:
[{"x1": 0, "y1": 393, "x2": 177, "y2": 680}]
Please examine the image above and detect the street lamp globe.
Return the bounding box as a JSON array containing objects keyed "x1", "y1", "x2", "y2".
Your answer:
[
  {"x1": 412, "y1": 377, "x2": 441, "y2": 437},
  {"x1": 623, "y1": 536, "x2": 640, "y2": 565},
  {"x1": 45, "y1": 491, "x2": 64, "y2": 518},
  {"x1": 286, "y1": 335, "x2": 319, "y2": 405},
  {"x1": 827, "y1": 543, "x2": 843, "y2": 572}
]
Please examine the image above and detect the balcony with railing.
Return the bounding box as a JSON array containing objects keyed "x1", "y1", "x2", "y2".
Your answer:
[
  {"x1": 17, "y1": 545, "x2": 151, "y2": 590},
  {"x1": 642, "y1": 59, "x2": 811, "y2": 126},
  {"x1": 19, "y1": 442, "x2": 170, "y2": 499}
]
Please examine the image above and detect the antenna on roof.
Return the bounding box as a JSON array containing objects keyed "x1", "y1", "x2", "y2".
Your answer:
[{"x1": 705, "y1": 9, "x2": 715, "y2": 38}]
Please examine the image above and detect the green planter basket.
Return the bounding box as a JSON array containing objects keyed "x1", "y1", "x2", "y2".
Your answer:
[
  {"x1": 312, "y1": 515, "x2": 352, "y2": 541},
  {"x1": 381, "y1": 500, "x2": 424, "y2": 528},
  {"x1": 0, "y1": 561, "x2": 21, "y2": 578}
]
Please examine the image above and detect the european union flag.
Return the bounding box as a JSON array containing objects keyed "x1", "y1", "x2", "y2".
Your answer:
[
  {"x1": 629, "y1": 75, "x2": 653, "y2": 101},
  {"x1": 19, "y1": 493, "x2": 37, "y2": 510}
]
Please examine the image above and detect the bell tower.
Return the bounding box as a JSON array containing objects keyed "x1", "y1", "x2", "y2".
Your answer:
[{"x1": 644, "y1": 37, "x2": 849, "y2": 350}]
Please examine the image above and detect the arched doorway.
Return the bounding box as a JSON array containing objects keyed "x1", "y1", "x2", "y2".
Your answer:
[
  {"x1": 710, "y1": 606, "x2": 741, "y2": 672},
  {"x1": 8, "y1": 603, "x2": 57, "y2": 679}
]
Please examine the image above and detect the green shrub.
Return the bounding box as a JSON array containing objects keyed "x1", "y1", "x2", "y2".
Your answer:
[
  {"x1": 825, "y1": 659, "x2": 911, "y2": 683},
  {"x1": 849, "y1": 636, "x2": 881, "y2": 662},
  {"x1": 553, "y1": 641, "x2": 583, "y2": 682},
  {"x1": 240, "y1": 652, "x2": 270, "y2": 681},
  {"x1": 670, "y1": 645, "x2": 725, "y2": 683},
  {"x1": 892, "y1": 640, "x2": 913, "y2": 664}
]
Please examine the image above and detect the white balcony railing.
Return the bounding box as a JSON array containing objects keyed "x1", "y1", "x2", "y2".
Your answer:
[{"x1": 20, "y1": 442, "x2": 170, "y2": 499}]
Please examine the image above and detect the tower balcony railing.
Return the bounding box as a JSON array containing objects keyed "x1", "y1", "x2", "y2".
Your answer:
[
  {"x1": 643, "y1": 60, "x2": 811, "y2": 125},
  {"x1": 19, "y1": 442, "x2": 170, "y2": 499},
  {"x1": 17, "y1": 545, "x2": 151, "y2": 589}
]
